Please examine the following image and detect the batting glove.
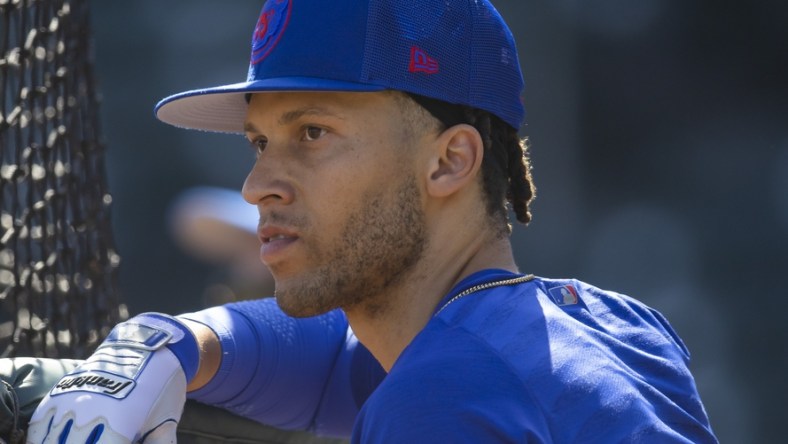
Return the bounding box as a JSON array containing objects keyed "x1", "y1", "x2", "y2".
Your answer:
[{"x1": 26, "y1": 313, "x2": 200, "y2": 444}]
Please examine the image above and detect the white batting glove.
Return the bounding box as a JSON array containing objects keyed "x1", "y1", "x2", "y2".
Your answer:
[{"x1": 26, "y1": 313, "x2": 201, "y2": 444}]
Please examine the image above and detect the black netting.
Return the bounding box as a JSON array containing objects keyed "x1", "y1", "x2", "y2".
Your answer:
[{"x1": 0, "y1": 0, "x2": 125, "y2": 358}]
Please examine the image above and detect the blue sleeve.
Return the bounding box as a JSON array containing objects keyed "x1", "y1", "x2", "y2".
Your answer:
[{"x1": 180, "y1": 298, "x2": 385, "y2": 437}]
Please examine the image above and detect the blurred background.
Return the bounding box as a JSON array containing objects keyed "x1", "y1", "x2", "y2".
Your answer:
[{"x1": 88, "y1": 0, "x2": 787, "y2": 442}]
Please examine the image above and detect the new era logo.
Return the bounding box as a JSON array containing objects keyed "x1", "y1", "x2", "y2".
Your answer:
[{"x1": 409, "y1": 46, "x2": 439, "y2": 74}]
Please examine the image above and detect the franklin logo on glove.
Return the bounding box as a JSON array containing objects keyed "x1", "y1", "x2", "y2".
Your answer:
[{"x1": 51, "y1": 371, "x2": 134, "y2": 398}]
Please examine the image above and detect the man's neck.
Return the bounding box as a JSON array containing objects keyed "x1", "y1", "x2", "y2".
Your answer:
[{"x1": 344, "y1": 235, "x2": 518, "y2": 371}]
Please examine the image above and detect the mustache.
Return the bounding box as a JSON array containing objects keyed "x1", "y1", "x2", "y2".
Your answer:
[{"x1": 258, "y1": 211, "x2": 309, "y2": 229}]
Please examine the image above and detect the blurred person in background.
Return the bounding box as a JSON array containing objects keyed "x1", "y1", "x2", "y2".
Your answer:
[{"x1": 168, "y1": 186, "x2": 275, "y2": 306}]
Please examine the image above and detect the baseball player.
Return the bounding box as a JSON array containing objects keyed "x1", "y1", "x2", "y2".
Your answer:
[{"x1": 27, "y1": 0, "x2": 718, "y2": 443}]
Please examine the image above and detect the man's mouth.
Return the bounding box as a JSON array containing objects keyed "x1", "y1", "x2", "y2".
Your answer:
[{"x1": 264, "y1": 234, "x2": 291, "y2": 243}]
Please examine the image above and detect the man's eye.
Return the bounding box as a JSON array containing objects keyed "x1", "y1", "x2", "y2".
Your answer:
[
  {"x1": 250, "y1": 138, "x2": 267, "y2": 154},
  {"x1": 303, "y1": 126, "x2": 326, "y2": 141}
]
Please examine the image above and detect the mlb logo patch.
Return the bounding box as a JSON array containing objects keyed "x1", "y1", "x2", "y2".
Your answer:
[{"x1": 548, "y1": 285, "x2": 579, "y2": 306}]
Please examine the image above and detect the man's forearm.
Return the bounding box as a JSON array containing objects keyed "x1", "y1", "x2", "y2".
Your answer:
[
  {"x1": 178, "y1": 299, "x2": 357, "y2": 434},
  {"x1": 180, "y1": 317, "x2": 222, "y2": 392}
]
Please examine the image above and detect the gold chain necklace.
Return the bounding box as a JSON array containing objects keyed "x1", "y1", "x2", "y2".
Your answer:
[{"x1": 434, "y1": 274, "x2": 535, "y2": 316}]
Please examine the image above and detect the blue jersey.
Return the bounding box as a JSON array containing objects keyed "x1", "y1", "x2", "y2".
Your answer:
[{"x1": 182, "y1": 269, "x2": 717, "y2": 442}]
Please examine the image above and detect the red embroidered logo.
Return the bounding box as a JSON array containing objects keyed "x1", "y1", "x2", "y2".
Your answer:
[{"x1": 409, "y1": 46, "x2": 439, "y2": 74}]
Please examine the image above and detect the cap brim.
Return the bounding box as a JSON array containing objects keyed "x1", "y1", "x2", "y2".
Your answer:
[{"x1": 155, "y1": 77, "x2": 387, "y2": 134}]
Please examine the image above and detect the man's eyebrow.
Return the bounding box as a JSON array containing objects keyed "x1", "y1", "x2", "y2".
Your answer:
[
  {"x1": 243, "y1": 121, "x2": 260, "y2": 134},
  {"x1": 278, "y1": 107, "x2": 345, "y2": 125}
]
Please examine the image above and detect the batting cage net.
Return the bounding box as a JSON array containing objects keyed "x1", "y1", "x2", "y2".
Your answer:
[{"x1": 0, "y1": 0, "x2": 125, "y2": 358}]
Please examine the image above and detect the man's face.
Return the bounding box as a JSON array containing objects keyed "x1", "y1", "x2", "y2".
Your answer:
[{"x1": 243, "y1": 91, "x2": 429, "y2": 317}]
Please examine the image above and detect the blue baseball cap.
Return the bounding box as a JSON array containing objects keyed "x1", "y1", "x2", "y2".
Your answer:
[{"x1": 155, "y1": 0, "x2": 525, "y2": 133}]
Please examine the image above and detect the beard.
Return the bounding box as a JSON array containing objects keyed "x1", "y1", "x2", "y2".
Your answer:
[{"x1": 274, "y1": 174, "x2": 427, "y2": 318}]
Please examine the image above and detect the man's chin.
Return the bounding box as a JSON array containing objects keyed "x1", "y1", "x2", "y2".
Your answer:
[{"x1": 273, "y1": 288, "x2": 338, "y2": 318}]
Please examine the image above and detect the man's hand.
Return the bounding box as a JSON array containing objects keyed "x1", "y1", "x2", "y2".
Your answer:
[{"x1": 26, "y1": 314, "x2": 200, "y2": 444}]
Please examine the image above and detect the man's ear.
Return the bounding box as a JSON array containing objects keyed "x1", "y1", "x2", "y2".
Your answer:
[{"x1": 425, "y1": 124, "x2": 484, "y2": 198}]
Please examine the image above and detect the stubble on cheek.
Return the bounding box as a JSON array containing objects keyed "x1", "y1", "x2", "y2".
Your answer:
[{"x1": 274, "y1": 175, "x2": 426, "y2": 318}]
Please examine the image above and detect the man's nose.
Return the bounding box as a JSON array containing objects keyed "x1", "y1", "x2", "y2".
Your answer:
[{"x1": 242, "y1": 153, "x2": 295, "y2": 208}]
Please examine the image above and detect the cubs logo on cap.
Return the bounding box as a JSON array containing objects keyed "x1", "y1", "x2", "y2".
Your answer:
[{"x1": 251, "y1": 0, "x2": 291, "y2": 65}]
